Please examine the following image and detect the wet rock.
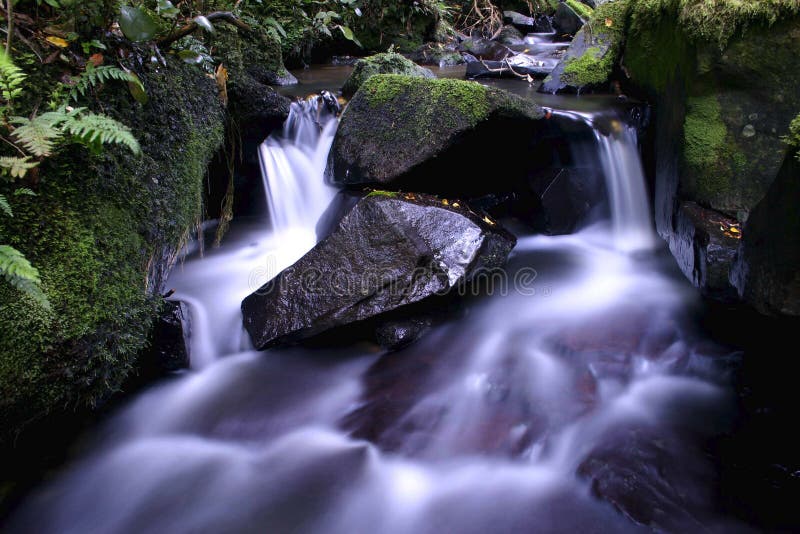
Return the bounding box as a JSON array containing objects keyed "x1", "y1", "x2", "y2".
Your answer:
[
  {"x1": 540, "y1": 23, "x2": 616, "y2": 94},
  {"x1": 529, "y1": 167, "x2": 604, "y2": 234},
  {"x1": 579, "y1": 427, "x2": 720, "y2": 532},
  {"x1": 668, "y1": 202, "x2": 740, "y2": 301},
  {"x1": 458, "y1": 37, "x2": 513, "y2": 61},
  {"x1": 144, "y1": 301, "x2": 191, "y2": 372},
  {"x1": 503, "y1": 11, "x2": 553, "y2": 33},
  {"x1": 496, "y1": 25, "x2": 526, "y2": 46},
  {"x1": 326, "y1": 75, "x2": 545, "y2": 195},
  {"x1": 227, "y1": 77, "x2": 291, "y2": 141},
  {"x1": 375, "y1": 316, "x2": 433, "y2": 351},
  {"x1": 408, "y1": 43, "x2": 464, "y2": 67},
  {"x1": 341, "y1": 52, "x2": 434, "y2": 98},
  {"x1": 241, "y1": 193, "x2": 516, "y2": 348},
  {"x1": 553, "y1": 2, "x2": 586, "y2": 36},
  {"x1": 731, "y1": 152, "x2": 800, "y2": 316},
  {"x1": 465, "y1": 53, "x2": 556, "y2": 79}
]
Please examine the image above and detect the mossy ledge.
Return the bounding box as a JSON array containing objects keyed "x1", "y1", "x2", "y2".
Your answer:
[
  {"x1": 341, "y1": 52, "x2": 435, "y2": 98},
  {"x1": 0, "y1": 56, "x2": 225, "y2": 443}
]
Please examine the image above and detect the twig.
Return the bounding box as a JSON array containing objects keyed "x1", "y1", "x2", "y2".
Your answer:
[{"x1": 5, "y1": 0, "x2": 13, "y2": 54}]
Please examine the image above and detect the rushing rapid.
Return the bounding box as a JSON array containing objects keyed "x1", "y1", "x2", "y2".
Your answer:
[{"x1": 6, "y1": 95, "x2": 747, "y2": 533}]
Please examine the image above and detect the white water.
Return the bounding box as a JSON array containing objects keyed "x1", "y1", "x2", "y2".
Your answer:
[{"x1": 7, "y1": 103, "x2": 745, "y2": 533}]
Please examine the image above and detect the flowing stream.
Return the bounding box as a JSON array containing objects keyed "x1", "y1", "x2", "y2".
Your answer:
[{"x1": 6, "y1": 86, "x2": 751, "y2": 533}]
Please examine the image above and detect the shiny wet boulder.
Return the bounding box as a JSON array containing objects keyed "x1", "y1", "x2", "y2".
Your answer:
[{"x1": 241, "y1": 193, "x2": 516, "y2": 348}]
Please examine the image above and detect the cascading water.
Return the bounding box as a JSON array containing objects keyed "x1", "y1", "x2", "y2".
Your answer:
[{"x1": 6, "y1": 93, "x2": 747, "y2": 533}]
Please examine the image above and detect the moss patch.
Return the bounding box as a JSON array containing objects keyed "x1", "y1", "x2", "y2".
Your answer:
[
  {"x1": 565, "y1": 0, "x2": 594, "y2": 20},
  {"x1": 0, "y1": 57, "x2": 224, "y2": 441},
  {"x1": 341, "y1": 52, "x2": 434, "y2": 97},
  {"x1": 789, "y1": 114, "x2": 800, "y2": 160}
]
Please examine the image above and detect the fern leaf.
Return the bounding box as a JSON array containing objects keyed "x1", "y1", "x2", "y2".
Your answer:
[
  {"x1": 9, "y1": 115, "x2": 66, "y2": 157},
  {"x1": 62, "y1": 111, "x2": 141, "y2": 154},
  {"x1": 0, "y1": 52, "x2": 27, "y2": 103},
  {"x1": 69, "y1": 65, "x2": 146, "y2": 102},
  {"x1": 0, "y1": 194, "x2": 10, "y2": 217},
  {"x1": 0, "y1": 156, "x2": 40, "y2": 179},
  {"x1": 0, "y1": 244, "x2": 50, "y2": 309}
]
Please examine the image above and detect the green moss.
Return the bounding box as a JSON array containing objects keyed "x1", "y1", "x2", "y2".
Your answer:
[
  {"x1": 0, "y1": 57, "x2": 224, "y2": 440},
  {"x1": 558, "y1": 0, "x2": 632, "y2": 88},
  {"x1": 341, "y1": 52, "x2": 434, "y2": 97},
  {"x1": 360, "y1": 75, "x2": 492, "y2": 124},
  {"x1": 789, "y1": 113, "x2": 800, "y2": 160},
  {"x1": 630, "y1": 0, "x2": 800, "y2": 47},
  {"x1": 684, "y1": 94, "x2": 727, "y2": 170},
  {"x1": 366, "y1": 190, "x2": 398, "y2": 198},
  {"x1": 565, "y1": 0, "x2": 594, "y2": 20}
]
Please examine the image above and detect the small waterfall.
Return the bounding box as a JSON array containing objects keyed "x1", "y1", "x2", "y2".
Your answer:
[
  {"x1": 259, "y1": 95, "x2": 339, "y2": 234},
  {"x1": 594, "y1": 125, "x2": 655, "y2": 252},
  {"x1": 553, "y1": 109, "x2": 655, "y2": 252}
]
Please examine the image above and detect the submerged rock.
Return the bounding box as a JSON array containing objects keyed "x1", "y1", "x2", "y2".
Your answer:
[
  {"x1": 241, "y1": 193, "x2": 516, "y2": 348},
  {"x1": 341, "y1": 52, "x2": 435, "y2": 98},
  {"x1": 375, "y1": 316, "x2": 433, "y2": 351},
  {"x1": 327, "y1": 74, "x2": 545, "y2": 194}
]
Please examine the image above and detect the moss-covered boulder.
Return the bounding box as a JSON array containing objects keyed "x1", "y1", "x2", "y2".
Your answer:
[
  {"x1": 327, "y1": 75, "x2": 545, "y2": 194},
  {"x1": 618, "y1": 2, "x2": 800, "y2": 314},
  {"x1": 0, "y1": 57, "x2": 225, "y2": 443},
  {"x1": 540, "y1": 0, "x2": 629, "y2": 94},
  {"x1": 341, "y1": 52, "x2": 435, "y2": 98}
]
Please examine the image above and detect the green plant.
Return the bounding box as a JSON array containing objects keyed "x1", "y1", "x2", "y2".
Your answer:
[{"x1": 0, "y1": 51, "x2": 141, "y2": 305}]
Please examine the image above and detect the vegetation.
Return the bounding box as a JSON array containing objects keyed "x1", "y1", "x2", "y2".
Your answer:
[{"x1": 342, "y1": 51, "x2": 434, "y2": 97}]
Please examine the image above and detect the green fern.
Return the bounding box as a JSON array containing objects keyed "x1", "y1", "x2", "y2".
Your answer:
[
  {"x1": 0, "y1": 51, "x2": 27, "y2": 105},
  {"x1": 62, "y1": 108, "x2": 141, "y2": 154},
  {"x1": 0, "y1": 194, "x2": 10, "y2": 217},
  {"x1": 10, "y1": 107, "x2": 140, "y2": 156},
  {"x1": 69, "y1": 65, "x2": 146, "y2": 102},
  {"x1": 0, "y1": 156, "x2": 39, "y2": 179},
  {"x1": 0, "y1": 244, "x2": 50, "y2": 309},
  {"x1": 9, "y1": 113, "x2": 66, "y2": 157}
]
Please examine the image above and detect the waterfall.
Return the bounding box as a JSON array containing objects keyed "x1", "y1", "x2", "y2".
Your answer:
[
  {"x1": 6, "y1": 85, "x2": 744, "y2": 534},
  {"x1": 259, "y1": 95, "x2": 339, "y2": 234},
  {"x1": 552, "y1": 109, "x2": 655, "y2": 253}
]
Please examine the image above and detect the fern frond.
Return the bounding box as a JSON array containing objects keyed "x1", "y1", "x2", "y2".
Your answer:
[
  {"x1": 0, "y1": 156, "x2": 40, "y2": 179},
  {"x1": 69, "y1": 65, "x2": 146, "y2": 102},
  {"x1": 0, "y1": 194, "x2": 10, "y2": 217},
  {"x1": 62, "y1": 111, "x2": 141, "y2": 154},
  {"x1": 0, "y1": 244, "x2": 50, "y2": 309},
  {"x1": 9, "y1": 114, "x2": 66, "y2": 157},
  {"x1": 0, "y1": 52, "x2": 27, "y2": 104}
]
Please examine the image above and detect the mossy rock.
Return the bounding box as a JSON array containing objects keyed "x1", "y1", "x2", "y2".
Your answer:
[
  {"x1": 0, "y1": 56, "x2": 225, "y2": 442},
  {"x1": 541, "y1": 0, "x2": 630, "y2": 94},
  {"x1": 211, "y1": 20, "x2": 296, "y2": 86},
  {"x1": 327, "y1": 74, "x2": 545, "y2": 194},
  {"x1": 341, "y1": 52, "x2": 435, "y2": 98}
]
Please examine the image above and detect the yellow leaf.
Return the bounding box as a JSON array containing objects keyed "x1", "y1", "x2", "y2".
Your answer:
[
  {"x1": 45, "y1": 36, "x2": 70, "y2": 48},
  {"x1": 605, "y1": 18, "x2": 613, "y2": 27}
]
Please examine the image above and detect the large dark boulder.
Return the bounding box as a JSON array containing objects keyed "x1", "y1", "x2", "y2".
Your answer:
[
  {"x1": 503, "y1": 11, "x2": 553, "y2": 33},
  {"x1": 553, "y1": 1, "x2": 589, "y2": 36},
  {"x1": 731, "y1": 152, "x2": 800, "y2": 315},
  {"x1": 341, "y1": 52, "x2": 435, "y2": 98},
  {"x1": 241, "y1": 193, "x2": 516, "y2": 348},
  {"x1": 326, "y1": 75, "x2": 545, "y2": 195}
]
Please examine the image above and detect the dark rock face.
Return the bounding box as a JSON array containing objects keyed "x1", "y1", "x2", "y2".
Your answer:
[
  {"x1": 458, "y1": 38, "x2": 512, "y2": 61},
  {"x1": 241, "y1": 194, "x2": 516, "y2": 349},
  {"x1": 529, "y1": 167, "x2": 605, "y2": 234},
  {"x1": 668, "y1": 202, "x2": 740, "y2": 301},
  {"x1": 143, "y1": 301, "x2": 191, "y2": 373},
  {"x1": 731, "y1": 153, "x2": 800, "y2": 315},
  {"x1": 553, "y1": 3, "x2": 585, "y2": 35},
  {"x1": 327, "y1": 75, "x2": 545, "y2": 195},
  {"x1": 341, "y1": 52, "x2": 435, "y2": 98}
]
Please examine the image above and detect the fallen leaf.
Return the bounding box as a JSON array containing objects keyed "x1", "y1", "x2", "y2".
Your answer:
[
  {"x1": 88, "y1": 53, "x2": 104, "y2": 67},
  {"x1": 215, "y1": 64, "x2": 229, "y2": 106},
  {"x1": 605, "y1": 18, "x2": 613, "y2": 27},
  {"x1": 45, "y1": 36, "x2": 70, "y2": 48}
]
